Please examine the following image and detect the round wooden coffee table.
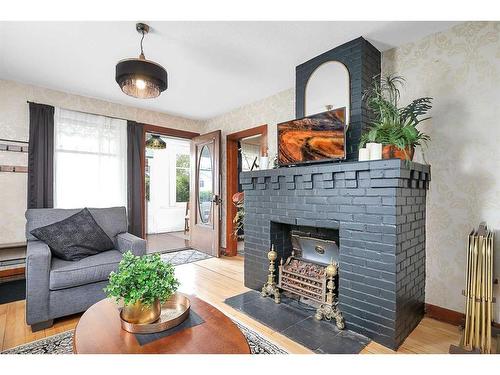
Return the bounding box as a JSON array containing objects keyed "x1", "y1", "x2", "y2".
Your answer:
[{"x1": 73, "y1": 295, "x2": 250, "y2": 354}]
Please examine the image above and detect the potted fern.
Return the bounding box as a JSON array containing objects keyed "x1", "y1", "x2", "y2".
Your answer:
[
  {"x1": 360, "y1": 75, "x2": 432, "y2": 161},
  {"x1": 105, "y1": 251, "x2": 179, "y2": 324}
]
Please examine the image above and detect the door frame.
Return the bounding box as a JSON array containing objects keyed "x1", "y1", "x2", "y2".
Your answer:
[
  {"x1": 225, "y1": 124, "x2": 268, "y2": 256},
  {"x1": 140, "y1": 124, "x2": 199, "y2": 238}
]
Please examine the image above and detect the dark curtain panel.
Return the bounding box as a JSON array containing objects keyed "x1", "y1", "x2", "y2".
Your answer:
[
  {"x1": 27, "y1": 102, "x2": 55, "y2": 209},
  {"x1": 127, "y1": 121, "x2": 144, "y2": 237}
]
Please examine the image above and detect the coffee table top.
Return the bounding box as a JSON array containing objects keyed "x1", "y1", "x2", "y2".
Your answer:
[{"x1": 73, "y1": 295, "x2": 251, "y2": 354}]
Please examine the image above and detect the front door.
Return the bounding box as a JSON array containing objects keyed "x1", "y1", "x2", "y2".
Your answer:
[{"x1": 189, "y1": 130, "x2": 221, "y2": 257}]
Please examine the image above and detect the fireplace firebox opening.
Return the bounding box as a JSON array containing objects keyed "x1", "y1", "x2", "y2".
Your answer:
[{"x1": 267, "y1": 222, "x2": 344, "y2": 328}]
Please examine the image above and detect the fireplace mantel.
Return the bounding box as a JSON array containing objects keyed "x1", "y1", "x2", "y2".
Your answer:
[{"x1": 240, "y1": 159, "x2": 430, "y2": 349}]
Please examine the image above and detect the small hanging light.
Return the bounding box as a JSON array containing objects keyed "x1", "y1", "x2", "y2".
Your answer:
[
  {"x1": 145, "y1": 135, "x2": 166, "y2": 150},
  {"x1": 115, "y1": 23, "x2": 168, "y2": 99}
]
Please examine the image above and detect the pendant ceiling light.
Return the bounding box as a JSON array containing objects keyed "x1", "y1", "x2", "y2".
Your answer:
[
  {"x1": 115, "y1": 23, "x2": 168, "y2": 99},
  {"x1": 145, "y1": 135, "x2": 167, "y2": 150}
]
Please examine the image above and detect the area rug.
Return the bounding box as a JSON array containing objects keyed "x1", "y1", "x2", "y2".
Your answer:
[
  {"x1": 160, "y1": 248, "x2": 211, "y2": 266},
  {"x1": 1, "y1": 320, "x2": 287, "y2": 354}
]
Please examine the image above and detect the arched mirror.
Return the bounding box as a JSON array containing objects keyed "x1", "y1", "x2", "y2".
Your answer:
[
  {"x1": 305, "y1": 61, "x2": 350, "y2": 124},
  {"x1": 198, "y1": 144, "x2": 213, "y2": 224}
]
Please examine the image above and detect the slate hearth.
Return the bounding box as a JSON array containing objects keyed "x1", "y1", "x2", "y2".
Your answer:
[
  {"x1": 241, "y1": 159, "x2": 430, "y2": 350},
  {"x1": 225, "y1": 290, "x2": 370, "y2": 354}
]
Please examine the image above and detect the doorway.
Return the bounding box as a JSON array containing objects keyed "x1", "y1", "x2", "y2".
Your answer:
[
  {"x1": 145, "y1": 134, "x2": 190, "y2": 252},
  {"x1": 226, "y1": 125, "x2": 268, "y2": 257},
  {"x1": 141, "y1": 125, "x2": 199, "y2": 253}
]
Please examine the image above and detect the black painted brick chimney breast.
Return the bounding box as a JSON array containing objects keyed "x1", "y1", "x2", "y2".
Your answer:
[
  {"x1": 295, "y1": 37, "x2": 381, "y2": 161},
  {"x1": 241, "y1": 159, "x2": 430, "y2": 350}
]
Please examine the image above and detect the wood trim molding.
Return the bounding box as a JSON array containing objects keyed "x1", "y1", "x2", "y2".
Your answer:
[
  {"x1": 425, "y1": 303, "x2": 465, "y2": 326},
  {"x1": 140, "y1": 125, "x2": 200, "y2": 238},
  {"x1": 425, "y1": 303, "x2": 500, "y2": 329},
  {"x1": 143, "y1": 124, "x2": 200, "y2": 140},
  {"x1": 0, "y1": 266, "x2": 25, "y2": 279},
  {"x1": 225, "y1": 124, "x2": 268, "y2": 257}
]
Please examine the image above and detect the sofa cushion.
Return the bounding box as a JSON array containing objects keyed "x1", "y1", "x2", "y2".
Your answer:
[
  {"x1": 25, "y1": 206, "x2": 128, "y2": 243},
  {"x1": 50, "y1": 250, "x2": 123, "y2": 290},
  {"x1": 30, "y1": 208, "x2": 115, "y2": 261}
]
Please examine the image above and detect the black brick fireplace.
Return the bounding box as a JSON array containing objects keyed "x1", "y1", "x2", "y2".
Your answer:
[{"x1": 241, "y1": 159, "x2": 430, "y2": 349}]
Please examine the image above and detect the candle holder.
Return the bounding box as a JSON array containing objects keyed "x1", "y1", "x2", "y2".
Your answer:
[
  {"x1": 314, "y1": 260, "x2": 345, "y2": 329},
  {"x1": 261, "y1": 245, "x2": 281, "y2": 303}
]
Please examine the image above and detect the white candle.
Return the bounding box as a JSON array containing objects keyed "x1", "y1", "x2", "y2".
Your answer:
[
  {"x1": 358, "y1": 148, "x2": 370, "y2": 161},
  {"x1": 367, "y1": 142, "x2": 382, "y2": 160}
]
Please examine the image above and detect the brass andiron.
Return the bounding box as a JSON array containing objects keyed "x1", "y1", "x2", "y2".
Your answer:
[
  {"x1": 314, "y1": 260, "x2": 345, "y2": 330},
  {"x1": 261, "y1": 245, "x2": 281, "y2": 303}
]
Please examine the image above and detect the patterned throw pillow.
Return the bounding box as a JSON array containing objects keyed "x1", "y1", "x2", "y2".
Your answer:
[{"x1": 30, "y1": 208, "x2": 115, "y2": 261}]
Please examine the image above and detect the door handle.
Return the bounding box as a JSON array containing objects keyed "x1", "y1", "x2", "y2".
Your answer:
[{"x1": 212, "y1": 194, "x2": 222, "y2": 205}]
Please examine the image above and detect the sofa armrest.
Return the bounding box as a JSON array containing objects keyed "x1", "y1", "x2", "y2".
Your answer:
[
  {"x1": 25, "y1": 240, "x2": 52, "y2": 325},
  {"x1": 116, "y1": 232, "x2": 146, "y2": 256}
]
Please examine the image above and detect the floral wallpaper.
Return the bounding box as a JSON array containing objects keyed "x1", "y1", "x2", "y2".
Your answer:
[
  {"x1": 383, "y1": 21, "x2": 500, "y2": 319},
  {"x1": 0, "y1": 79, "x2": 203, "y2": 245},
  {"x1": 203, "y1": 88, "x2": 295, "y2": 249}
]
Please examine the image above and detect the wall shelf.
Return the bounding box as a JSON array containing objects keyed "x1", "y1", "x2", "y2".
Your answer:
[{"x1": 0, "y1": 138, "x2": 29, "y2": 153}]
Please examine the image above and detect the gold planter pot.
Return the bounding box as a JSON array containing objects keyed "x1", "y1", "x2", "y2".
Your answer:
[{"x1": 121, "y1": 299, "x2": 161, "y2": 324}]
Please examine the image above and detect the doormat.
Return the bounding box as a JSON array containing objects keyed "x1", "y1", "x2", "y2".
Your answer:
[
  {"x1": 225, "y1": 290, "x2": 370, "y2": 354},
  {"x1": 161, "y1": 248, "x2": 211, "y2": 266},
  {"x1": 0, "y1": 278, "x2": 26, "y2": 304}
]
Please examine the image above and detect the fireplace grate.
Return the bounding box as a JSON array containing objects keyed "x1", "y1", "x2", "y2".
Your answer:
[{"x1": 277, "y1": 232, "x2": 344, "y2": 329}]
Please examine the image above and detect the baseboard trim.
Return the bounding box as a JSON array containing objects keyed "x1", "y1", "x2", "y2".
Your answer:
[
  {"x1": 425, "y1": 303, "x2": 500, "y2": 328},
  {"x1": 0, "y1": 266, "x2": 25, "y2": 279},
  {"x1": 425, "y1": 303, "x2": 465, "y2": 326}
]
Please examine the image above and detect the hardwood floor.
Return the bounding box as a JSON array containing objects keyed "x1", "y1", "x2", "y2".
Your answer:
[{"x1": 0, "y1": 255, "x2": 461, "y2": 353}]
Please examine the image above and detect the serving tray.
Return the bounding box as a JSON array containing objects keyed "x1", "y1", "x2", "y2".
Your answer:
[{"x1": 120, "y1": 293, "x2": 191, "y2": 334}]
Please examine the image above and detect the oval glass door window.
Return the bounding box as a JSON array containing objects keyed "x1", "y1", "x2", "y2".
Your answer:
[{"x1": 198, "y1": 145, "x2": 213, "y2": 224}]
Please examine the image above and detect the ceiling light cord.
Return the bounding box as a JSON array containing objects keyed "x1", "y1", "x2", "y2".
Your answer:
[{"x1": 139, "y1": 30, "x2": 145, "y2": 58}]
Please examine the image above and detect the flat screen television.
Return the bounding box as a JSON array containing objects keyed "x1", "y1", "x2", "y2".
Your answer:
[{"x1": 277, "y1": 107, "x2": 346, "y2": 166}]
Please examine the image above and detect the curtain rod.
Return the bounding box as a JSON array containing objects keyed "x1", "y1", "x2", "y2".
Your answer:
[{"x1": 26, "y1": 101, "x2": 130, "y2": 123}]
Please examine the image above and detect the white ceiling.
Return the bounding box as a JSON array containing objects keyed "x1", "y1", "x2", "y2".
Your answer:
[{"x1": 0, "y1": 21, "x2": 460, "y2": 120}]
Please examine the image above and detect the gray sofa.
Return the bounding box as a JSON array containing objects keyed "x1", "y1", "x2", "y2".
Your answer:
[{"x1": 25, "y1": 206, "x2": 146, "y2": 332}]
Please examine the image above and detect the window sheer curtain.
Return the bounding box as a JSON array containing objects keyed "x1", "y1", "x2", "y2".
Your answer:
[{"x1": 54, "y1": 108, "x2": 127, "y2": 209}]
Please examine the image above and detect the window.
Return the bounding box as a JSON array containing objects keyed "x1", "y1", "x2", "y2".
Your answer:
[
  {"x1": 175, "y1": 154, "x2": 190, "y2": 203},
  {"x1": 54, "y1": 108, "x2": 127, "y2": 209}
]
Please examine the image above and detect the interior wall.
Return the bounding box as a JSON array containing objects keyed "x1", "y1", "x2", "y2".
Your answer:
[
  {"x1": 0, "y1": 79, "x2": 203, "y2": 246},
  {"x1": 382, "y1": 21, "x2": 500, "y2": 320},
  {"x1": 203, "y1": 88, "x2": 295, "y2": 248}
]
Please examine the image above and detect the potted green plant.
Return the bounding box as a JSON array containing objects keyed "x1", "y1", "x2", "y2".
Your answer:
[
  {"x1": 360, "y1": 75, "x2": 432, "y2": 161},
  {"x1": 105, "y1": 251, "x2": 179, "y2": 324}
]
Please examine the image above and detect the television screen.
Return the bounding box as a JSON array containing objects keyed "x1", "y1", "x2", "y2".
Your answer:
[{"x1": 277, "y1": 107, "x2": 346, "y2": 166}]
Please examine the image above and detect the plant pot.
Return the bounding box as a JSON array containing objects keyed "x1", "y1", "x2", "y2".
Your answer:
[
  {"x1": 121, "y1": 299, "x2": 161, "y2": 324},
  {"x1": 382, "y1": 145, "x2": 415, "y2": 161}
]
